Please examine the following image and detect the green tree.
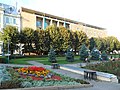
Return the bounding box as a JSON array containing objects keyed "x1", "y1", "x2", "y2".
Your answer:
[
  {"x1": 48, "y1": 48, "x2": 56, "y2": 63},
  {"x1": 66, "y1": 46, "x2": 74, "y2": 62},
  {"x1": 46, "y1": 25, "x2": 60, "y2": 50},
  {"x1": 101, "y1": 51, "x2": 108, "y2": 60},
  {"x1": 91, "y1": 47, "x2": 100, "y2": 60},
  {"x1": 89, "y1": 37, "x2": 96, "y2": 51},
  {"x1": 79, "y1": 44, "x2": 90, "y2": 61},
  {"x1": 58, "y1": 26, "x2": 69, "y2": 52},
  {"x1": 105, "y1": 36, "x2": 120, "y2": 52},
  {"x1": 2, "y1": 25, "x2": 19, "y2": 55},
  {"x1": 20, "y1": 27, "x2": 34, "y2": 55},
  {"x1": 33, "y1": 29, "x2": 46, "y2": 55}
]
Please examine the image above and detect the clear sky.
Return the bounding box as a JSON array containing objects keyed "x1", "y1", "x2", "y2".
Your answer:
[{"x1": 1, "y1": 0, "x2": 120, "y2": 40}]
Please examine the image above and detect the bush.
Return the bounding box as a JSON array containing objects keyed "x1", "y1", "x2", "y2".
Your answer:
[
  {"x1": 101, "y1": 51, "x2": 109, "y2": 60},
  {"x1": 0, "y1": 79, "x2": 22, "y2": 89},
  {"x1": 66, "y1": 46, "x2": 74, "y2": 62},
  {"x1": 91, "y1": 47, "x2": 100, "y2": 60},
  {"x1": 48, "y1": 48, "x2": 57, "y2": 63},
  {"x1": 79, "y1": 44, "x2": 89, "y2": 61},
  {"x1": 0, "y1": 56, "x2": 6, "y2": 63}
]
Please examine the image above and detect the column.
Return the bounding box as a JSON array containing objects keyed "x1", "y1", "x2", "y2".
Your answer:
[
  {"x1": 57, "y1": 20, "x2": 59, "y2": 27},
  {"x1": 43, "y1": 17, "x2": 45, "y2": 30},
  {"x1": 50, "y1": 19, "x2": 53, "y2": 25},
  {"x1": 64, "y1": 21, "x2": 66, "y2": 28},
  {"x1": 69, "y1": 23, "x2": 71, "y2": 30},
  {"x1": 1, "y1": 10, "x2": 4, "y2": 31}
]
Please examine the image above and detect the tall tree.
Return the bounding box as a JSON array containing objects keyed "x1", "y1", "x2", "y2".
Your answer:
[
  {"x1": 89, "y1": 37, "x2": 96, "y2": 51},
  {"x1": 46, "y1": 25, "x2": 60, "y2": 50},
  {"x1": 58, "y1": 26, "x2": 69, "y2": 52},
  {"x1": 20, "y1": 27, "x2": 34, "y2": 55},
  {"x1": 2, "y1": 25, "x2": 19, "y2": 55}
]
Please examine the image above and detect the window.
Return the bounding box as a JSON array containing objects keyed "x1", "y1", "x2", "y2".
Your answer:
[
  {"x1": 36, "y1": 21, "x2": 42, "y2": 28},
  {"x1": 13, "y1": 18, "x2": 16, "y2": 24},
  {"x1": 9, "y1": 17, "x2": 12, "y2": 24},
  {"x1": 6, "y1": 17, "x2": 9, "y2": 23}
]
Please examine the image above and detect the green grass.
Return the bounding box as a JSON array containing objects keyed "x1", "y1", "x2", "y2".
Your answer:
[{"x1": 10, "y1": 56, "x2": 82, "y2": 65}]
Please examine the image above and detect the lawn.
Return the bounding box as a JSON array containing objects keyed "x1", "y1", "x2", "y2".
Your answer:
[{"x1": 9, "y1": 56, "x2": 83, "y2": 65}]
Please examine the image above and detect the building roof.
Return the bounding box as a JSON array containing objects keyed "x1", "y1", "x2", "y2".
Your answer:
[{"x1": 21, "y1": 7, "x2": 106, "y2": 30}]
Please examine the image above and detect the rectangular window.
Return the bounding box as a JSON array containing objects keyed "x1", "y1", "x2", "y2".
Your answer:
[
  {"x1": 36, "y1": 21, "x2": 42, "y2": 27},
  {"x1": 9, "y1": 17, "x2": 12, "y2": 24},
  {"x1": 13, "y1": 18, "x2": 16, "y2": 24},
  {"x1": 6, "y1": 17, "x2": 9, "y2": 23}
]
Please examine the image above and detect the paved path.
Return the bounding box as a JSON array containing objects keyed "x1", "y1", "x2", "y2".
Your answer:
[
  {"x1": 0, "y1": 61, "x2": 120, "y2": 90},
  {"x1": 27, "y1": 61, "x2": 120, "y2": 90}
]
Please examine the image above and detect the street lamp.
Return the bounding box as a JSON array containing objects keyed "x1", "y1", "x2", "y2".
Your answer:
[{"x1": 7, "y1": 39, "x2": 10, "y2": 63}]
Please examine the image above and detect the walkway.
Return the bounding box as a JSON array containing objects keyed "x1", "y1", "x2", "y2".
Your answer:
[
  {"x1": 27, "y1": 61, "x2": 120, "y2": 90},
  {"x1": 0, "y1": 61, "x2": 120, "y2": 90}
]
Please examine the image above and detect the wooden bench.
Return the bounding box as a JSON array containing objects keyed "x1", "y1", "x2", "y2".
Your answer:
[{"x1": 84, "y1": 70, "x2": 97, "y2": 80}]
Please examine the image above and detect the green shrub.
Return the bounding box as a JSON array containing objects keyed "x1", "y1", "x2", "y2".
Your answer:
[
  {"x1": 48, "y1": 48, "x2": 57, "y2": 63},
  {"x1": 79, "y1": 44, "x2": 89, "y2": 61},
  {"x1": 0, "y1": 79, "x2": 22, "y2": 89},
  {"x1": 101, "y1": 51, "x2": 109, "y2": 60},
  {"x1": 0, "y1": 56, "x2": 6, "y2": 63},
  {"x1": 66, "y1": 46, "x2": 74, "y2": 62},
  {"x1": 91, "y1": 47, "x2": 100, "y2": 60}
]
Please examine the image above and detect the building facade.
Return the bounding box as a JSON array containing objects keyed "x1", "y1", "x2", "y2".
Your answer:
[
  {"x1": 0, "y1": 3, "x2": 21, "y2": 32},
  {"x1": 20, "y1": 7, "x2": 107, "y2": 38},
  {"x1": 0, "y1": 3, "x2": 21, "y2": 55}
]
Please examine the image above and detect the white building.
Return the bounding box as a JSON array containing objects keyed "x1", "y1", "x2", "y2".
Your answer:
[{"x1": 0, "y1": 3, "x2": 21, "y2": 55}]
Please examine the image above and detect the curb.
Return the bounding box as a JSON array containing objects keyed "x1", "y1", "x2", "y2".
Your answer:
[{"x1": 5, "y1": 84, "x2": 93, "y2": 90}]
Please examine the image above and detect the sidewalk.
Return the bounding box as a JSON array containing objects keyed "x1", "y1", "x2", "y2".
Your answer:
[
  {"x1": 27, "y1": 61, "x2": 120, "y2": 90},
  {"x1": 0, "y1": 61, "x2": 120, "y2": 90}
]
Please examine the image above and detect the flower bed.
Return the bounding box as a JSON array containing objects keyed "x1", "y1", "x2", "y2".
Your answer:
[
  {"x1": 0, "y1": 66, "x2": 90, "y2": 89},
  {"x1": 84, "y1": 61, "x2": 120, "y2": 77}
]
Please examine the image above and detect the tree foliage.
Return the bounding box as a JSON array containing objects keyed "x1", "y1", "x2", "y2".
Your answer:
[
  {"x1": 101, "y1": 51, "x2": 108, "y2": 60},
  {"x1": 2, "y1": 25, "x2": 19, "y2": 54},
  {"x1": 91, "y1": 47, "x2": 100, "y2": 60},
  {"x1": 79, "y1": 44, "x2": 90, "y2": 60},
  {"x1": 66, "y1": 46, "x2": 74, "y2": 62},
  {"x1": 48, "y1": 48, "x2": 56, "y2": 62},
  {"x1": 20, "y1": 27, "x2": 34, "y2": 55}
]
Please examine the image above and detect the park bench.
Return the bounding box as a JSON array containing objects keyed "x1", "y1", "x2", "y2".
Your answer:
[
  {"x1": 84, "y1": 70, "x2": 97, "y2": 80},
  {"x1": 51, "y1": 63, "x2": 60, "y2": 69}
]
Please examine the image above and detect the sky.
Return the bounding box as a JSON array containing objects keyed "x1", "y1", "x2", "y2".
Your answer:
[{"x1": 1, "y1": 0, "x2": 120, "y2": 40}]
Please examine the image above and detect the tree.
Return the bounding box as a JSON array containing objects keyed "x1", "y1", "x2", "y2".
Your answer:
[
  {"x1": 66, "y1": 46, "x2": 74, "y2": 62},
  {"x1": 79, "y1": 44, "x2": 90, "y2": 61},
  {"x1": 89, "y1": 37, "x2": 96, "y2": 51},
  {"x1": 33, "y1": 29, "x2": 45, "y2": 55},
  {"x1": 91, "y1": 47, "x2": 100, "y2": 60},
  {"x1": 58, "y1": 26, "x2": 69, "y2": 52},
  {"x1": 46, "y1": 25, "x2": 60, "y2": 50},
  {"x1": 75, "y1": 31, "x2": 89, "y2": 54},
  {"x1": 105, "y1": 36, "x2": 120, "y2": 52},
  {"x1": 48, "y1": 48, "x2": 56, "y2": 63},
  {"x1": 2, "y1": 25, "x2": 19, "y2": 55},
  {"x1": 101, "y1": 51, "x2": 109, "y2": 60},
  {"x1": 20, "y1": 27, "x2": 34, "y2": 55}
]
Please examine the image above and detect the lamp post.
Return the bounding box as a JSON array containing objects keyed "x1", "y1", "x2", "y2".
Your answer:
[{"x1": 7, "y1": 39, "x2": 10, "y2": 63}]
